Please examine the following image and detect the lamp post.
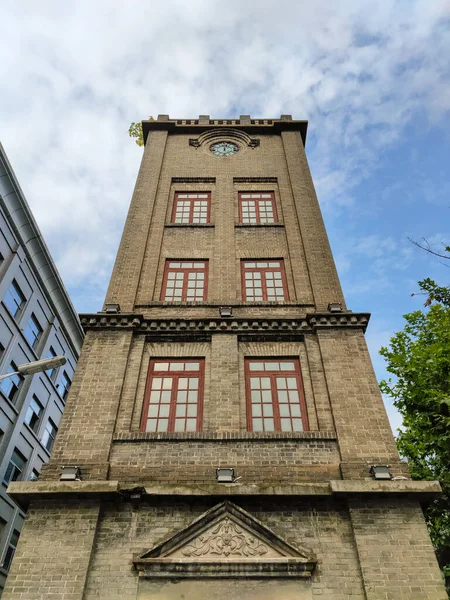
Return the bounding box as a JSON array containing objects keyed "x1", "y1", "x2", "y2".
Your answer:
[{"x1": 0, "y1": 356, "x2": 66, "y2": 382}]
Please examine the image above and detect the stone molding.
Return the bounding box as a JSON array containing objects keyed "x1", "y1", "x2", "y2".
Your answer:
[
  {"x1": 134, "y1": 501, "x2": 316, "y2": 578},
  {"x1": 79, "y1": 312, "x2": 371, "y2": 334}
]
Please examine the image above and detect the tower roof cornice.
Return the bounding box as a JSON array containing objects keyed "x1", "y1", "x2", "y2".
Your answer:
[{"x1": 142, "y1": 115, "x2": 308, "y2": 147}]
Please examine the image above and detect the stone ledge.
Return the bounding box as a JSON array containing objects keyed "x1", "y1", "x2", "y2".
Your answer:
[
  {"x1": 6, "y1": 480, "x2": 120, "y2": 510},
  {"x1": 330, "y1": 479, "x2": 441, "y2": 498},
  {"x1": 139, "y1": 483, "x2": 332, "y2": 497},
  {"x1": 112, "y1": 431, "x2": 337, "y2": 443},
  {"x1": 5, "y1": 480, "x2": 442, "y2": 506}
]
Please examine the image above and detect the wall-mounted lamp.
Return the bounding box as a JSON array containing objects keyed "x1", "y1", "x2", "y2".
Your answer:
[
  {"x1": 328, "y1": 302, "x2": 342, "y2": 313},
  {"x1": 369, "y1": 465, "x2": 392, "y2": 480},
  {"x1": 104, "y1": 303, "x2": 121, "y2": 314},
  {"x1": 216, "y1": 468, "x2": 236, "y2": 483},
  {"x1": 60, "y1": 466, "x2": 81, "y2": 481},
  {"x1": 219, "y1": 306, "x2": 233, "y2": 317}
]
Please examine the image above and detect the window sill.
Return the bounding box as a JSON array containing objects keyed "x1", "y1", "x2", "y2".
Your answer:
[
  {"x1": 235, "y1": 223, "x2": 285, "y2": 228},
  {"x1": 165, "y1": 223, "x2": 215, "y2": 228},
  {"x1": 113, "y1": 431, "x2": 337, "y2": 442}
]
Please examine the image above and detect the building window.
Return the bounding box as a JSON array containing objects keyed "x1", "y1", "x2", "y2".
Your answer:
[
  {"x1": 3, "y1": 529, "x2": 20, "y2": 572},
  {"x1": 24, "y1": 313, "x2": 43, "y2": 349},
  {"x1": 161, "y1": 261, "x2": 208, "y2": 302},
  {"x1": 3, "y1": 280, "x2": 26, "y2": 318},
  {"x1": 245, "y1": 359, "x2": 309, "y2": 433},
  {"x1": 29, "y1": 469, "x2": 40, "y2": 481},
  {"x1": 24, "y1": 395, "x2": 43, "y2": 432},
  {"x1": 172, "y1": 193, "x2": 210, "y2": 224},
  {"x1": 0, "y1": 363, "x2": 23, "y2": 405},
  {"x1": 239, "y1": 192, "x2": 277, "y2": 224},
  {"x1": 46, "y1": 346, "x2": 58, "y2": 379},
  {"x1": 0, "y1": 342, "x2": 5, "y2": 361},
  {"x1": 56, "y1": 370, "x2": 71, "y2": 401},
  {"x1": 241, "y1": 260, "x2": 288, "y2": 301},
  {"x1": 3, "y1": 449, "x2": 27, "y2": 485},
  {"x1": 42, "y1": 419, "x2": 57, "y2": 452},
  {"x1": 141, "y1": 360, "x2": 204, "y2": 433}
]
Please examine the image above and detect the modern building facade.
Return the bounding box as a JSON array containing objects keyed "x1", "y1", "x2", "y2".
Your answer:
[
  {"x1": 4, "y1": 115, "x2": 447, "y2": 599},
  {"x1": 0, "y1": 145, "x2": 83, "y2": 595}
]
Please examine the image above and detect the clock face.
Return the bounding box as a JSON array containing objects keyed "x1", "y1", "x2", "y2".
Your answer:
[{"x1": 210, "y1": 142, "x2": 239, "y2": 156}]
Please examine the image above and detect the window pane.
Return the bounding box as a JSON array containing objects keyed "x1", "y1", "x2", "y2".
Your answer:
[
  {"x1": 3, "y1": 280, "x2": 26, "y2": 318},
  {"x1": 252, "y1": 418, "x2": 263, "y2": 432},
  {"x1": 249, "y1": 362, "x2": 264, "y2": 371}
]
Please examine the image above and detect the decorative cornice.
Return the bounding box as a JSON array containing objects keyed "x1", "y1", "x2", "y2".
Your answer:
[
  {"x1": 79, "y1": 312, "x2": 370, "y2": 334},
  {"x1": 142, "y1": 118, "x2": 308, "y2": 147}
]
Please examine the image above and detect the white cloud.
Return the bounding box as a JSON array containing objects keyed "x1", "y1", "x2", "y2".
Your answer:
[{"x1": 0, "y1": 0, "x2": 449, "y2": 315}]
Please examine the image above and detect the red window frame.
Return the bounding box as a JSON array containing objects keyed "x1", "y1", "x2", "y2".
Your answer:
[
  {"x1": 238, "y1": 192, "x2": 278, "y2": 224},
  {"x1": 245, "y1": 358, "x2": 309, "y2": 433},
  {"x1": 241, "y1": 260, "x2": 288, "y2": 302},
  {"x1": 161, "y1": 260, "x2": 209, "y2": 302},
  {"x1": 171, "y1": 192, "x2": 211, "y2": 224},
  {"x1": 141, "y1": 359, "x2": 205, "y2": 433}
]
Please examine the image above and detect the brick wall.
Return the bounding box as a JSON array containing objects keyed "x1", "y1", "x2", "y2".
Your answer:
[
  {"x1": 3, "y1": 499, "x2": 100, "y2": 600},
  {"x1": 349, "y1": 497, "x2": 448, "y2": 599}
]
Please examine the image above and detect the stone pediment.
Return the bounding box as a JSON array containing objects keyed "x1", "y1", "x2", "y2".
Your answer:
[{"x1": 134, "y1": 501, "x2": 316, "y2": 578}]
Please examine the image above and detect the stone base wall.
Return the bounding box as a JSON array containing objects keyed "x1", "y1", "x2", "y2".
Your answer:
[{"x1": 3, "y1": 495, "x2": 446, "y2": 600}]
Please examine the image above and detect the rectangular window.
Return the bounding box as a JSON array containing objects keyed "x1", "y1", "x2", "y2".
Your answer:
[
  {"x1": 245, "y1": 359, "x2": 308, "y2": 433},
  {"x1": 161, "y1": 261, "x2": 208, "y2": 302},
  {"x1": 3, "y1": 449, "x2": 26, "y2": 485},
  {"x1": 172, "y1": 193, "x2": 211, "y2": 224},
  {"x1": 24, "y1": 395, "x2": 43, "y2": 432},
  {"x1": 3, "y1": 529, "x2": 20, "y2": 571},
  {"x1": 0, "y1": 363, "x2": 23, "y2": 404},
  {"x1": 56, "y1": 370, "x2": 71, "y2": 401},
  {"x1": 239, "y1": 192, "x2": 277, "y2": 224},
  {"x1": 241, "y1": 260, "x2": 288, "y2": 302},
  {"x1": 141, "y1": 360, "x2": 204, "y2": 433},
  {"x1": 46, "y1": 346, "x2": 58, "y2": 379},
  {"x1": 24, "y1": 313, "x2": 43, "y2": 349},
  {"x1": 29, "y1": 469, "x2": 40, "y2": 481},
  {"x1": 42, "y1": 419, "x2": 57, "y2": 452},
  {"x1": 3, "y1": 280, "x2": 26, "y2": 318}
]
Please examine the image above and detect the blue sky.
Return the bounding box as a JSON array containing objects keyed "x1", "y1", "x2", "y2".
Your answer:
[{"x1": 1, "y1": 0, "x2": 449, "y2": 432}]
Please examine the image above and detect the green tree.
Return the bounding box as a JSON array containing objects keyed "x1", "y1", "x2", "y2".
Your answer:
[
  {"x1": 128, "y1": 117, "x2": 153, "y2": 147},
  {"x1": 380, "y1": 275, "x2": 450, "y2": 591}
]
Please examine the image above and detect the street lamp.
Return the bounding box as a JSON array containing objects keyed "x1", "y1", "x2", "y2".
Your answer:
[{"x1": 0, "y1": 356, "x2": 66, "y2": 382}]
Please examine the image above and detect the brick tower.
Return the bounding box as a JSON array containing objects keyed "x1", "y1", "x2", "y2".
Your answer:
[{"x1": 5, "y1": 115, "x2": 446, "y2": 599}]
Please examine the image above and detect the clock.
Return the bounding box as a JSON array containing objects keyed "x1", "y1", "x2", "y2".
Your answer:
[{"x1": 210, "y1": 141, "x2": 239, "y2": 156}]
